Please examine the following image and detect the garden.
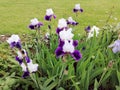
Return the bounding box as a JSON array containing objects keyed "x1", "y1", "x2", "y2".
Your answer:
[{"x1": 0, "y1": 0, "x2": 120, "y2": 90}]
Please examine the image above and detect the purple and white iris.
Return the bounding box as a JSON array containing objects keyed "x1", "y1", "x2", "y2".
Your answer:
[
  {"x1": 56, "y1": 18, "x2": 68, "y2": 34},
  {"x1": 7, "y1": 34, "x2": 21, "y2": 49},
  {"x1": 55, "y1": 39, "x2": 82, "y2": 61},
  {"x1": 73, "y1": 4, "x2": 83, "y2": 13},
  {"x1": 29, "y1": 18, "x2": 43, "y2": 30},
  {"x1": 67, "y1": 17, "x2": 78, "y2": 26},
  {"x1": 45, "y1": 8, "x2": 56, "y2": 21},
  {"x1": 16, "y1": 49, "x2": 38, "y2": 78},
  {"x1": 87, "y1": 26, "x2": 100, "y2": 39},
  {"x1": 7, "y1": 35, "x2": 38, "y2": 78},
  {"x1": 55, "y1": 28, "x2": 82, "y2": 61},
  {"x1": 108, "y1": 40, "x2": 120, "y2": 53}
]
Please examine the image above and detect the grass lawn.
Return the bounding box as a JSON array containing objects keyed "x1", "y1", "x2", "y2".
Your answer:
[
  {"x1": 0, "y1": 0, "x2": 120, "y2": 35},
  {"x1": 1, "y1": 0, "x2": 120, "y2": 90}
]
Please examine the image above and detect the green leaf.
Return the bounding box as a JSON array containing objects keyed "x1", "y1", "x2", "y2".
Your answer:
[
  {"x1": 90, "y1": 68, "x2": 103, "y2": 81},
  {"x1": 116, "y1": 86, "x2": 120, "y2": 90},
  {"x1": 57, "y1": 87, "x2": 65, "y2": 90},
  {"x1": 117, "y1": 71, "x2": 120, "y2": 85},
  {"x1": 94, "y1": 79, "x2": 99, "y2": 90},
  {"x1": 71, "y1": 79, "x2": 80, "y2": 90},
  {"x1": 43, "y1": 76, "x2": 56, "y2": 87},
  {"x1": 63, "y1": 76, "x2": 75, "y2": 82},
  {"x1": 46, "y1": 80, "x2": 58, "y2": 90}
]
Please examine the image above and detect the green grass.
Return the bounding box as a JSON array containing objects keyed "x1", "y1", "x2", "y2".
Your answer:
[
  {"x1": 0, "y1": 0, "x2": 120, "y2": 34},
  {"x1": 1, "y1": 1, "x2": 120, "y2": 89}
]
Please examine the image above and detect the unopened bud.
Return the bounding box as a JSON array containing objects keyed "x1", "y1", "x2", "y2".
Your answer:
[
  {"x1": 104, "y1": 67, "x2": 107, "y2": 71},
  {"x1": 91, "y1": 55, "x2": 95, "y2": 59},
  {"x1": 108, "y1": 60, "x2": 114, "y2": 68}
]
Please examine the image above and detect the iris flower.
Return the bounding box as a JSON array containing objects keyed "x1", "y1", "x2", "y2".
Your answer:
[
  {"x1": 16, "y1": 49, "x2": 38, "y2": 78},
  {"x1": 56, "y1": 28, "x2": 82, "y2": 61},
  {"x1": 87, "y1": 26, "x2": 100, "y2": 39},
  {"x1": 73, "y1": 4, "x2": 83, "y2": 13},
  {"x1": 29, "y1": 18, "x2": 43, "y2": 30},
  {"x1": 108, "y1": 40, "x2": 120, "y2": 53},
  {"x1": 7, "y1": 35, "x2": 38, "y2": 78},
  {"x1": 56, "y1": 18, "x2": 68, "y2": 34},
  {"x1": 67, "y1": 17, "x2": 78, "y2": 26},
  {"x1": 7, "y1": 34, "x2": 21, "y2": 49},
  {"x1": 55, "y1": 40, "x2": 82, "y2": 61},
  {"x1": 44, "y1": 8, "x2": 56, "y2": 21}
]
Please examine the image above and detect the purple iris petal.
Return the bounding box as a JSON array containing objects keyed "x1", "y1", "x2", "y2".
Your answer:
[
  {"x1": 67, "y1": 21, "x2": 78, "y2": 26},
  {"x1": 16, "y1": 42, "x2": 22, "y2": 49},
  {"x1": 38, "y1": 22, "x2": 43, "y2": 27},
  {"x1": 22, "y1": 71, "x2": 30, "y2": 78},
  {"x1": 55, "y1": 47, "x2": 64, "y2": 57},
  {"x1": 15, "y1": 56, "x2": 23, "y2": 64},
  {"x1": 53, "y1": 15, "x2": 56, "y2": 19},
  {"x1": 72, "y1": 22, "x2": 78, "y2": 26},
  {"x1": 29, "y1": 24, "x2": 35, "y2": 30},
  {"x1": 56, "y1": 27, "x2": 68, "y2": 34},
  {"x1": 112, "y1": 47, "x2": 118, "y2": 53},
  {"x1": 56, "y1": 28, "x2": 63, "y2": 34},
  {"x1": 67, "y1": 21, "x2": 70, "y2": 25},
  {"x1": 59, "y1": 40, "x2": 65, "y2": 47},
  {"x1": 73, "y1": 9, "x2": 78, "y2": 12},
  {"x1": 85, "y1": 26, "x2": 91, "y2": 32},
  {"x1": 73, "y1": 40, "x2": 78, "y2": 47},
  {"x1": 71, "y1": 50, "x2": 82, "y2": 61},
  {"x1": 80, "y1": 8, "x2": 83, "y2": 12},
  {"x1": 10, "y1": 42, "x2": 16, "y2": 48},
  {"x1": 45, "y1": 15, "x2": 52, "y2": 21},
  {"x1": 10, "y1": 41, "x2": 21, "y2": 49},
  {"x1": 25, "y1": 56, "x2": 31, "y2": 63},
  {"x1": 29, "y1": 22, "x2": 43, "y2": 30}
]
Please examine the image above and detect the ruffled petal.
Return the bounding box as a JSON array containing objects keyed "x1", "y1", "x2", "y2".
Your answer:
[
  {"x1": 45, "y1": 15, "x2": 52, "y2": 21},
  {"x1": 22, "y1": 71, "x2": 30, "y2": 78},
  {"x1": 73, "y1": 9, "x2": 78, "y2": 12},
  {"x1": 112, "y1": 47, "x2": 118, "y2": 53},
  {"x1": 29, "y1": 24, "x2": 35, "y2": 29},
  {"x1": 15, "y1": 56, "x2": 23, "y2": 64},
  {"x1": 59, "y1": 39, "x2": 65, "y2": 47},
  {"x1": 71, "y1": 50, "x2": 82, "y2": 61},
  {"x1": 27, "y1": 61, "x2": 38, "y2": 73},
  {"x1": 16, "y1": 42, "x2": 22, "y2": 49},
  {"x1": 56, "y1": 28, "x2": 63, "y2": 34},
  {"x1": 80, "y1": 8, "x2": 83, "y2": 12},
  {"x1": 38, "y1": 22, "x2": 43, "y2": 28},
  {"x1": 25, "y1": 56, "x2": 31, "y2": 63},
  {"x1": 55, "y1": 47, "x2": 64, "y2": 57},
  {"x1": 10, "y1": 42, "x2": 16, "y2": 48},
  {"x1": 72, "y1": 22, "x2": 78, "y2": 25}
]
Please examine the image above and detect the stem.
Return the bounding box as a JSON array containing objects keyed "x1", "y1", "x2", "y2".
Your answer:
[
  {"x1": 57, "y1": 55, "x2": 68, "y2": 87},
  {"x1": 30, "y1": 74, "x2": 40, "y2": 89},
  {"x1": 105, "y1": 6, "x2": 114, "y2": 24},
  {"x1": 76, "y1": 12, "x2": 78, "y2": 17},
  {"x1": 48, "y1": 23, "x2": 52, "y2": 49},
  {"x1": 97, "y1": 67, "x2": 108, "y2": 88}
]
